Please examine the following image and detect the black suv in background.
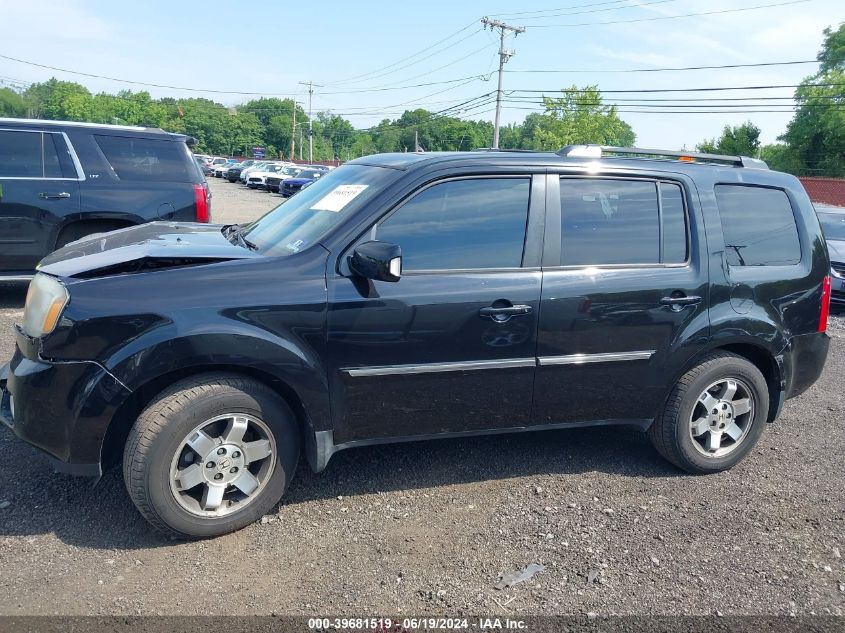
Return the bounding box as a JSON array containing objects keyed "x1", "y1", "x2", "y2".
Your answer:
[
  {"x1": 0, "y1": 145, "x2": 830, "y2": 538},
  {"x1": 0, "y1": 118, "x2": 210, "y2": 280}
]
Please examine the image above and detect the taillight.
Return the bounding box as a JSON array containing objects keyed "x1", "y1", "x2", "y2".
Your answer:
[
  {"x1": 194, "y1": 183, "x2": 210, "y2": 223},
  {"x1": 819, "y1": 275, "x2": 831, "y2": 332}
]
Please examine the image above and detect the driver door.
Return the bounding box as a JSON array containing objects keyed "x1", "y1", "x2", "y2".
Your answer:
[{"x1": 326, "y1": 174, "x2": 546, "y2": 444}]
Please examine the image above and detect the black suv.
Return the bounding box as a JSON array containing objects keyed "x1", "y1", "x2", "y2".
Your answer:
[
  {"x1": 0, "y1": 146, "x2": 830, "y2": 538},
  {"x1": 0, "y1": 118, "x2": 210, "y2": 279}
]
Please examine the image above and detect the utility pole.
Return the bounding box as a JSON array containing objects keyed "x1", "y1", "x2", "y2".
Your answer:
[
  {"x1": 481, "y1": 17, "x2": 525, "y2": 149},
  {"x1": 290, "y1": 99, "x2": 297, "y2": 161},
  {"x1": 299, "y1": 80, "x2": 323, "y2": 163}
]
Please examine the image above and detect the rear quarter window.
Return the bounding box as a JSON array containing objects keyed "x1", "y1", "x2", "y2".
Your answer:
[
  {"x1": 93, "y1": 135, "x2": 193, "y2": 182},
  {"x1": 714, "y1": 185, "x2": 801, "y2": 266}
]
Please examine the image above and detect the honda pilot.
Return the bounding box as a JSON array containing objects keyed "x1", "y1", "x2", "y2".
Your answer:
[{"x1": 0, "y1": 145, "x2": 830, "y2": 538}]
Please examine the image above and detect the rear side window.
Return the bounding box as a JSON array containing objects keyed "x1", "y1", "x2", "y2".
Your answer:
[
  {"x1": 0, "y1": 130, "x2": 76, "y2": 178},
  {"x1": 93, "y1": 135, "x2": 192, "y2": 182},
  {"x1": 0, "y1": 130, "x2": 43, "y2": 177},
  {"x1": 559, "y1": 178, "x2": 688, "y2": 266},
  {"x1": 376, "y1": 177, "x2": 530, "y2": 271},
  {"x1": 715, "y1": 185, "x2": 800, "y2": 266}
]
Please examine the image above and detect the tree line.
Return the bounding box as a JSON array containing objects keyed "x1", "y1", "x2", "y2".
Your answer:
[{"x1": 0, "y1": 79, "x2": 634, "y2": 160}]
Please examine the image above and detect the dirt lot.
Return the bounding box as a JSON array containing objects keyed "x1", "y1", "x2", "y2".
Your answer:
[{"x1": 0, "y1": 178, "x2": 843, "y2": 617}]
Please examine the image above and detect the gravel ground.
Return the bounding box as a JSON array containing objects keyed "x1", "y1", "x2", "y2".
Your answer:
[{"x1": 0, "y1": 178, "x2": 843, "y2": 617}]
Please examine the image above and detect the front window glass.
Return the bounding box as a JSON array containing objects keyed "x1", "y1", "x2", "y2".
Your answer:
[
  {"x1": 375, "y1": 178, "x2": 530, "y2": 270},
  {"x1": 244, "y1": 164, "x2": 399, "y2": 256}
]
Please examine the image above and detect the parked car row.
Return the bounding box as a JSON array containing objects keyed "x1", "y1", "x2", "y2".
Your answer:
[{"x1": 199, "y1": 156, "x2": 333, "y2": 197}]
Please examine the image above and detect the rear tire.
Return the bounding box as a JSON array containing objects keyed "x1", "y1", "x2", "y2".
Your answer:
[
  {"x1": 123, "y1": 373, "x2": 300, "y2": 539},
  {"x1": 649, "y1": 352, "x2": 769, "y2": 474}
]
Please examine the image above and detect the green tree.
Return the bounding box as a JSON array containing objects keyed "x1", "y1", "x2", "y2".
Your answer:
[
  {"x1": 760, "y1": 143, "x2": 804, "y2": 173},
  {"x1": 697, "y1": 121, "x2": 761, "y2": 156},
  {"x1": 506, "y1": 86, "x2": 635, "y2": 150},
  {"x1": 779, "y1": 24, "x2": 845, "y2": 176},
  {"x1": 0, "y1": 88, "x2": 26, "y2": 117},
  {"x1": 23, "y1": 79, "x2": 93, "y2": 121}
]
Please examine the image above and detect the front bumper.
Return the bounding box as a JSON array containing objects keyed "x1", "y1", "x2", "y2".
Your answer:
[{"x1": 1, "y1": 341, "x2": 131, "y2": 477}]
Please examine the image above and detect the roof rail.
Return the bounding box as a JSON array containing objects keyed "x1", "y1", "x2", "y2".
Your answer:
[
  {"x1": 557, "y1": 145, "x2": 769, "y2": 169},
  {"x1": 473, "y1": 147, "x2": 545, "y2": 153}
]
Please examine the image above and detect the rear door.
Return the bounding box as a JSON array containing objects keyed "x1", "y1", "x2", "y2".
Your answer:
[
  {"x1": 531, "y1": 173, "x2": 709, "y2": 427},
  {"x1": 0, "y1": 129, "x2": 81, "y2": 274}
]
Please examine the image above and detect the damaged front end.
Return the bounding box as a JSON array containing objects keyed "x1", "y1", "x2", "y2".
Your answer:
[{"x1": 37, "y1": 221, "x2": 261, "y2": 280}]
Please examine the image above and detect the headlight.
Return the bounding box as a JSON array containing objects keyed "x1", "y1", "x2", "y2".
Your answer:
[{"x1": 23, "y1": 274, "x2": 69, "y2": 338}]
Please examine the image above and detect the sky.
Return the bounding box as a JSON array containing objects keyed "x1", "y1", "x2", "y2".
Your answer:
[{"x1": 0, "y1": 0, "x2": 842, "y2": 149}]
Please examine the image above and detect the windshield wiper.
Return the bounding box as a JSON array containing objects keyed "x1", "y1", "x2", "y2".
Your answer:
[{"x1": 223, "y1": 224, "x2": 258, "y2": 251}]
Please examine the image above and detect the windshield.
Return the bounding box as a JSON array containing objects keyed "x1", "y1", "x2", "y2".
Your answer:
[
  {"x1": 244, "y1": 164, "x2": 399, "y2": 257},
  {"x1": 818, "y1": 211, "x2": 845, "y2": 241},
  {"x1": 281, "y1": 166, "x2": 301, "y2": 176},
  {"x1": 297, "y1": 169, "x2": 322, "y2": 179}
]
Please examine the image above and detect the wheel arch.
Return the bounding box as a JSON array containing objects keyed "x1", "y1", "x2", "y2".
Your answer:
[
  {"x1": 669, "y1": 339, "x2": 785, "y2": 423},
  {"x1": 55, "y1": 217, "x2": 139, "y2": 249},
  {"x1": 101, "y1": 363, "x2": 321, "y2": 473}
]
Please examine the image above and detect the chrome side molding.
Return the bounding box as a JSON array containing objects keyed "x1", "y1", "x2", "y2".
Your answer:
[
  {"x1": 343, "y1": 350, "x2": 655, "y2": 377},
  {"x1": 343, "y1": 358, "x2": 536, "y2": 377},
  {"x1": 537, "y1": 350, "x2": 655, "y2": 366}
]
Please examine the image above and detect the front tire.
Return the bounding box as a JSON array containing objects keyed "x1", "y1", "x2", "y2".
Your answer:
[
  {"x1": 649, "y1": 352, "x2": 769, "y2": 474},
  {"x1": 123, "y1": 373, "x2": 299, "y2": 539}
]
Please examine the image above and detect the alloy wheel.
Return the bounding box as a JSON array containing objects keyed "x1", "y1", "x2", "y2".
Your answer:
[
  {"x1": 168, "y1": 414, "x2": 276, "y2": 517},
  {"x1": 688, "y1": 378, "x2": 755, "y2": 458}
]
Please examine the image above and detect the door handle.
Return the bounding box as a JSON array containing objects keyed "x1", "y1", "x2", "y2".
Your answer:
[
  {"x1": 660, "y1": 295, "x2": 702, "y2": 309},
  {"x1": 38, "y1": 192, "x2": 71, "y2": 199},
  {"x1": 479, "y1": 304, "x2": 533, "y2": 322}
]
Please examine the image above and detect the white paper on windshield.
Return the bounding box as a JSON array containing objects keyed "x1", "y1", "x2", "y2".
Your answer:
[{"x1": 310, "y1": 184, "x2": 368, "y2": 212}]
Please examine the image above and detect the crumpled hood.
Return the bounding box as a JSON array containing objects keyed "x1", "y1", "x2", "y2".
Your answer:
[
  {"x1": 38, "y1": 222, "x2": 261, "y2": 279},
  {"x1": 827, "y1": 238, "x2": 845, "y2": 264}
]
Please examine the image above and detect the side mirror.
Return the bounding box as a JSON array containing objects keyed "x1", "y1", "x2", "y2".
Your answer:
[{"x1": 349, "y1": 241, "x2": 402, "y2": 282}]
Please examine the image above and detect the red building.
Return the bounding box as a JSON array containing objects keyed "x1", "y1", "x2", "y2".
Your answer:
[{"x1": 799, "y1": 177, "x2": 845, "y2": 207}]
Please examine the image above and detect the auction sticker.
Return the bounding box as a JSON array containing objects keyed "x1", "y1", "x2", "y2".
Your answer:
[{"x1": 311, "y1": 184, "x2": 369, "y2": 212}]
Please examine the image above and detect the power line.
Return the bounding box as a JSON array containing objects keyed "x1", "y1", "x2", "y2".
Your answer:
[
  {"x1": 323, "y1": 29, "x2": 486, "y2": 87},
  {"x1": 508, "y1": 0, "x2": 683, "y2": 20},
  {"x1": 0, "y1": 53, "x2": 294, "y2": 95},
  {"x1": 505, "y1": 60, "x2": 818, "y2": 74},
  {"x1": 320, "y1": 21, "x2": 481, "y2": 85},
  {"x1": 346, "y1": 41, "x2": 494, "y2": 91},
  {"x1": 504, "y1": 82, "x2": 845, "y2": 93},
  {"x1": 529, "y1": 0, "x2": 811, "y2": 27},
  {"x1": 490, "y1": 0, "x2": 666, "y2": 18}
]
